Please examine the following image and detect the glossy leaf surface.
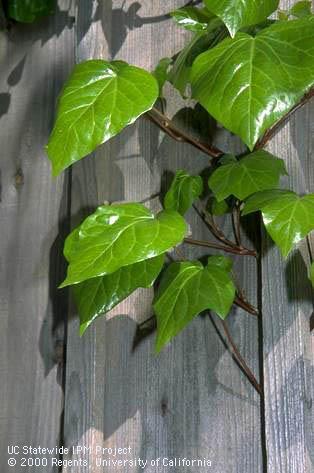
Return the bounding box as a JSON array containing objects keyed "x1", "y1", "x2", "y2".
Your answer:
[
  {"x1": 191, "y1": 18, "x2": 314, "y2": 149},
  {"x1": 208, "y1": 150, "x2": 287, "y2": 201},
  {"x1": 204, "y1": 0, "x2": 279, "y2": 36},
  {"x1": 7, "y1": 0, "x2": 55, "y2": 22},
  {"x1": 170, "y1": 6, "x2": 213, "y2": 32},
  {"x1": 243, "y1": 190, "x2": 314, "y2": 256},
  {"x1": 164, "y1": 170, "x2": 203, "y2": 215},
  {"x1": 61, "y1": 203, "x2": 186, "y2": 287},
  {"x1": 47, "y1": 60, "x2": 158, "y2": 175},
  {"x1": 75, "y1": 255, "x2": 164, "y2": 335},
  {"x1": 154, "y1": 257, "x2": 235, "y2": 351}
]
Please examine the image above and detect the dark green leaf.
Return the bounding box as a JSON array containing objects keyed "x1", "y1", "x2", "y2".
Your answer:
[
  {"x1": 191, "y1": 17, "x2": 314, "y2": 150},
  {"x1": 241, "y1": 19, "x2": 277, "y2": 36},
  {"x1": 164, "y1": 169, "x2": 203, "y2": 215},
  {"x1": 219, "y1": 154, "x2": 237, "y2": 165},
  {"x1": 7, "y1": 0, "x2": 55, "y2": 22},
  {"x1": 242, "y1": 189, "x2": 285, "y2": 214},
  {"x1": 207, "y1": 255, "x2": 233, "y2": 271},
  {"x1": 61, "y1": 203, "x2": 186, "y2": 287},
  {"x1": 278, "y1": 10, "x2": 290, "y2": 21},
  {"x1": 0, "y1": 1, "x2": 8, "y2": 29},
  {"x1": 290, "y1": 1, "x2": 312, "y2": 18},
  {"x1": 169, "y1": 23, "x2": 223, "y2": 96},
  {"x1": 47, "y1": 60, "x2": 158, "y2": 175},
  {"x1": 204, "y1": 0, "x2": 279, "y2": 36},
  {"x1": 243, "y1": 190, "x2": 314, "y2": 257},
  {"x1": 154, "y1": 257, "x2": 235, "y2": 351},
  {"x1": 208, "y1": 196, "x2": 230, "y2": 215},
  {"x1": 208, "y1": 150, "x2": 287, "y2": 201},
  {"x1": 75, "y1": 255, "x2": 165, "y2": 335},
  {"x1": 153, "y1": 58, "x2": 172, "y2": 96},
  {"x1": 170, "y1": 6, "x2": 214, "y2": 32}
]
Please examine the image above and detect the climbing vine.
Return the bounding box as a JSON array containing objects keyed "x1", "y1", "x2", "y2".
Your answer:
[{"x1": 26, "y1": 1, "x2": 314, "y2": 393}]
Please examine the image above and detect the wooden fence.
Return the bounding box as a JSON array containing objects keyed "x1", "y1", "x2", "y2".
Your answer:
[{"x1": 0, "y1": 1, "x2": 313, "y2": 472}]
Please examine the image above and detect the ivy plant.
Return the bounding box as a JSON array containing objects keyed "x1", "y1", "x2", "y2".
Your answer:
[
  {"x1": 47, "y1": 0, "x2": 314, "y2": 394},
  {"x1": 1, "y1": 0, "x2": 55, "y2": 24}
]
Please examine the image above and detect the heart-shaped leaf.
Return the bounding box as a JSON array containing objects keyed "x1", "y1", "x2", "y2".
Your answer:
[
  {"x1": 74, "y1": 255, "x2": 165, "y2": 335},
  {"x1": 243, "y1": 190, "x2": 314, "y2": 256},
  {"x1": 7, "y1": 0, "x2": 55, "y2": 22},
  {"x1": 47, "y1": 60, "x2": 158, "y2": 175},
  {"x1": 164, "y1": 169, "x2": 203, "y2": 215},
  {"x1": 154, "y1": 257, "x2": 235, "y2": 351},
  {"x1": 170, "y1": 6, "x2": 214, "y2": 32},
  {"x1": 191, "y1": 17, "x2": 314, "y2": 150},
  {"x1": 204, "y1": 0, "x2": 279, "y2": 36},
  {"x1": 61, "y1": 203, "x2": 186, "y2": 287},
  {"x1": 208, "y1": 150, "x2": 287, "y2": 201}
]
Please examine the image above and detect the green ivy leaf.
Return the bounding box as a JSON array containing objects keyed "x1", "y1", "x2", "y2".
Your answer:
[
  {"x1": 191, "y1": 17, "x2": 314, "y2": 150},
  {"x1": 7, "y1": 0, "x2": 55, "y2": 22},
  {"x1": 208, "y1": 150, "x2": 287, "y2": 201},
  {"x1": 278, "y1": 10, "x2": 290, "y2": 21},
  {"x1": 164, "y1": 170, "x2": 203, "y2": 215},
  {"x1": 208, "y1": 196, "x2": 230, "y2": 215},
  {"x1": 47, "y1": 60, "x2": 158, "y2": 175},
  {"x1": 153, "y1": 58, "x2": 172, "y2": 96},
  {"x1": 207, "y1": 255, "x2": 233, "y2": 271},
  {"x1": 204, "y1": 0, "x2": 279, "y2": 36},
  {"x1": 277, "y1": 10, "x2": 289, "y2": 21},
  {"x1": 170, "y1": 6, "x2": 214, "y2": 32},
  {"x1": 219, "y1": 154, "x2": 237, "y2": 164},
  {"x1": 154, "y1": 257, "x2": 235, "y2": 351},
  {"x1": 169, "y1": 23, "x2": 223, "y2": 96},
  {"x1": 243, "y1": 190, "x2": 314, "y2": 257},
  {"x1": 61, "y1": 203, "x2": 186, "y2": 287},
  {"x1": 74, "y1": 255, "x2": 165, "y2": 335},
  {"x1": 290, "y1": 1, "x2": 312, "y2": 18}
]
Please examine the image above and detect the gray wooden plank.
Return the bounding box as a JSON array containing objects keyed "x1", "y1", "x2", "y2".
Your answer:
[
  {"x1": 0, "y1": 2, "x2": 74, "y2": 471},
  {"x1": 63, "y1": 2, "x2": 262, "y2": 472},
  {"x1": 262, "y1": 2, "x2": 314, "y2": 471}
]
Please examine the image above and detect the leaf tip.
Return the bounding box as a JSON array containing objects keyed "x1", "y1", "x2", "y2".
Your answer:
[
  {"x1": 79, "y1": 322, "x2": 89, "y2": 336},
  {"x1": 58, "y1": 279, "x2": 69, "y2": 289},
  {"x1": 155, "y1": 336, "x2": 165, "y2": 354}
]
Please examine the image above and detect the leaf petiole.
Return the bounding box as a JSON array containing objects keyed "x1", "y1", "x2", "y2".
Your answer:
[
  {"x1": 146, "y1": 107, "x2": 223, "y2": 159},
  {"x1": 184, "y1": 237, "x2": 257, "y2": 257}
]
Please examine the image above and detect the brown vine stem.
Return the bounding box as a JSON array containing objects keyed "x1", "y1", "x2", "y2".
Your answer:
[
  {"x1": 184, "y1": 237, "x2": 257, "y2": 257},
  {"x1": 234, "y1": 296, "x2": 259, "y2": 317},
  {"x1": 146, "y1": 108, "x2": 224, "y2": 159},
  {"x1": 139, "y1": 192, "x2": 160, "y2": 204},
  {"x1": 232, "y1": 201, "x2": 242, "y2": 247},
  {"x1": 193, "y1": 204, "x2": 242, "y2": 250},
  {"x1": 219, "y1": 318, "x2": 263, "y2": 396},
  {"x1": 255, "y1": 88, "x2": 314, "y2": 150}
]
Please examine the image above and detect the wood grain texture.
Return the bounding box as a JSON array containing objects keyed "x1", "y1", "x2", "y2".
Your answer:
[
  {"x1": 0, "y1": 2, "x2": 74, "y2": 472},
  {"x1": 262, "y1": 2, "x2": 314, "y2": 472},
  {"x1": 62, "y1": 2, "x2": 262, "y2": 472}
]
